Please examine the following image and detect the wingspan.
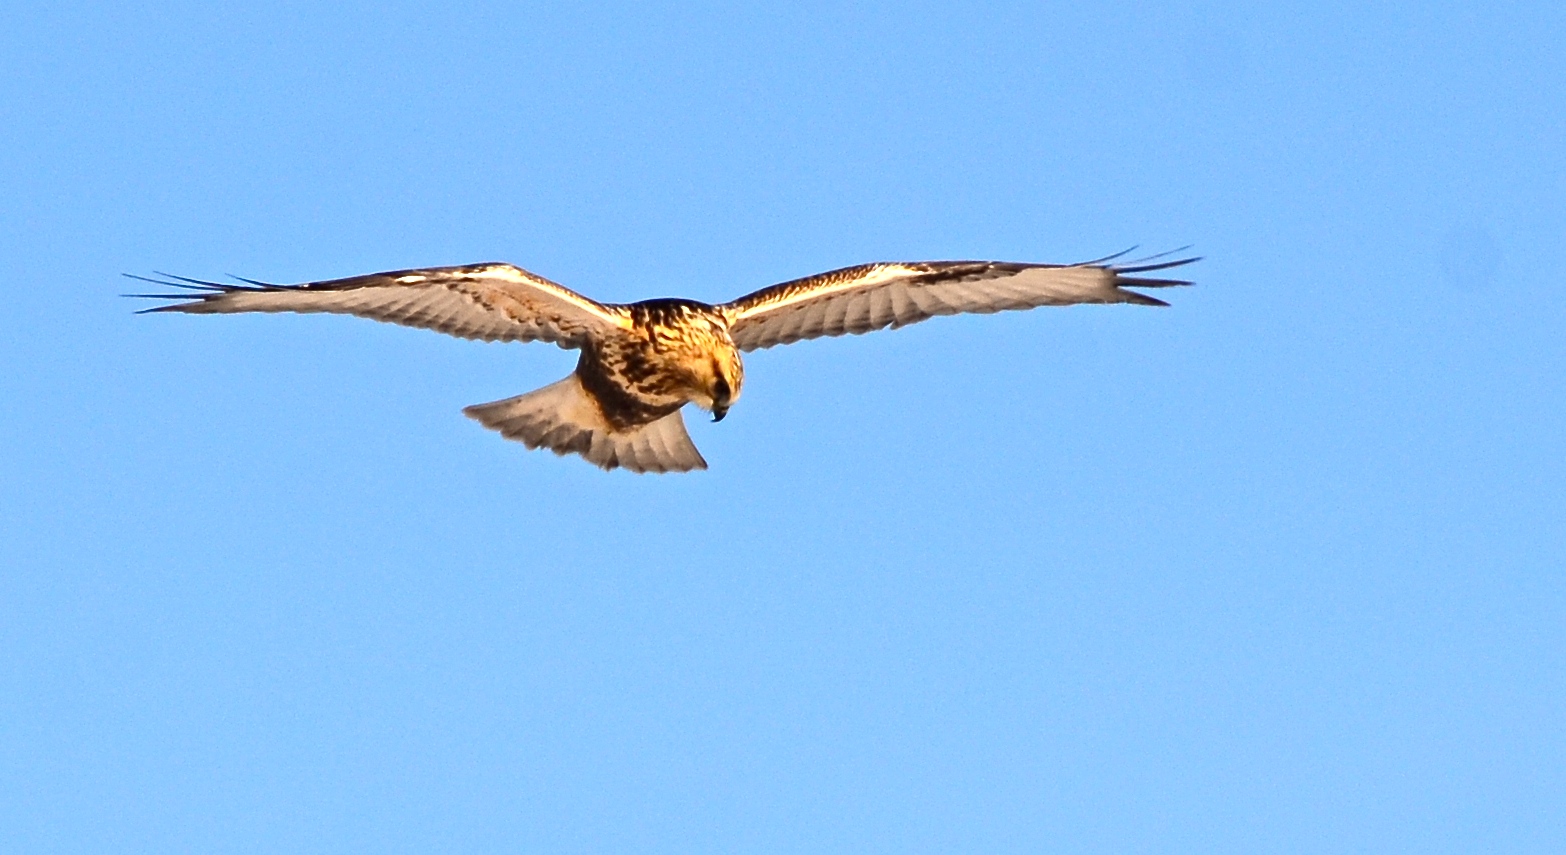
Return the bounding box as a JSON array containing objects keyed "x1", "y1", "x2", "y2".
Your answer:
[
  {"x1": 720, "y1": 252, "x2": 1198, "y2": 351},
  {"x1": 128, "y1": 262, "x2": 631, "y2": 348}
]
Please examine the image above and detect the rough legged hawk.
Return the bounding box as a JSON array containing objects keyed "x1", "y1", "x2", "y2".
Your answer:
[{"x1": 131, "y1": 251, "x2": 1197, "y2": 472}]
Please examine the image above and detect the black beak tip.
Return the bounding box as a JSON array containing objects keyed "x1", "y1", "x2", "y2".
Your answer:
[{"x1": 712, "y1": 409, "x2": 727, "y2": 423}]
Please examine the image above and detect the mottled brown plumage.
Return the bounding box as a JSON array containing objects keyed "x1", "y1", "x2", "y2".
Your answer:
[
  {"x1": 578, "y1": 299, "x2": 742, "y2": 430},
  {"x1": 130, "y1": 250, "x2": 1195, "y2": 472}
]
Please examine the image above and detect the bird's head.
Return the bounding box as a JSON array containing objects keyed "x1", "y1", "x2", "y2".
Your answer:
[{"x1": 695, "y1": 348, "x2": 744, "y2": 422}]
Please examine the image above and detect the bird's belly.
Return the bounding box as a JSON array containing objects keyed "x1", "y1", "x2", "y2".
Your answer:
[{"x1": 575, "y1": 344, "x2": 692, "y2": 431}]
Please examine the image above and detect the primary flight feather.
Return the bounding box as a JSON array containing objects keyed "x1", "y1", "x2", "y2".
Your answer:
[{"x1": 130, "y1": 251, "x2": 1197, "y2": 473}]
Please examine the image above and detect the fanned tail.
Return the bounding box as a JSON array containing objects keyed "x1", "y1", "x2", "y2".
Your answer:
[{"x1": 463, "y1": 374, "x2": 707, "y2": 473}]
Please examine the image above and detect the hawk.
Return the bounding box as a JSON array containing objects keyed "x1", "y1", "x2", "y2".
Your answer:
[{"x1": 131, "y1": 250, "x2": 1196, "y2": 472}]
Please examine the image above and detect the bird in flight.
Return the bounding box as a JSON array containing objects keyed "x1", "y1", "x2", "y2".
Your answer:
[{"x1": 131, "y1": 250, "x2": 1196, "y2": 473}]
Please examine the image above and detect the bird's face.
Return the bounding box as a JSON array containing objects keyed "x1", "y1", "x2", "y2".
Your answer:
[
  {"x1": 663, "y1": 311, "x2": 745, "y2": 421},
  {"x1": 700, "y1": 346, "x2": 744, "y2": 422}
]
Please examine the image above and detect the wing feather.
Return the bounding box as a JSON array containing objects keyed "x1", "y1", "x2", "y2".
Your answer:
[
  {"x1": 129, "y1": 262, "x2": 630, "y2": 348},
  {"x1": 886, "y1": 285, "x2": 917, "y2": 327},
  {"x1": 721, "y1": 255, "x2": 1198, "y2": 351}
]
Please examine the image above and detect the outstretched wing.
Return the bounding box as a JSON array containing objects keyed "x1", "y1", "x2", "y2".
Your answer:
[
  {"x1": 720, "y1": 252, "x2": 1198, "y2": 351},
  {"x1": 129, "y1": 262, "x2": 631, "y2": 348}
]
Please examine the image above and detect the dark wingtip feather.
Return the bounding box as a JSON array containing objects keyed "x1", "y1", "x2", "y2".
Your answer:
[
  {"x1": 124, "y1": 270, "x2": 276, "y2": 314},
  {"x1": 1122, "y1": 246, "x2": 1194, "y2": 266},
  {"x1": 1079, "y1": 246, "x2": 1139, "y2": 266},
  {"x1": 153, "y1": 271, "x2": 243, "y2": 288},
  {"x1": 124, "y1": 272, "x2": 225, "y2": 314},
  {"x1": 132, "y1": 303, "x2": 194, "y2": 314},
  {"x1": 227, "y1": 274, "x2": 284, "y2": 288},
  {"x1": 124, "y1": 271, "x2": 272, "y2": 292},
  {"x1": 1114, "y1": 255, "x2": 1202, "y2": 276},
  {"x1": 1117, "y1": 275, "x2": 1195, "y2": 289},
  {"x1": 1120, "y1": 290, "x2": 1171, "y2": 307},
  {"x1": 124, "y1": 273, "x2": 212, "y2": 292}
]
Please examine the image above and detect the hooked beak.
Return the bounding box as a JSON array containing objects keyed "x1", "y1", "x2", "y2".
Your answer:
[{"x1": 710, "y1": 372, "x2": 733, "y2": 422}]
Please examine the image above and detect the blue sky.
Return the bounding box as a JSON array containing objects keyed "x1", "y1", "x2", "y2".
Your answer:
[{"x1": 2, "y1": 2, "x2": 1563, "y2": 852}]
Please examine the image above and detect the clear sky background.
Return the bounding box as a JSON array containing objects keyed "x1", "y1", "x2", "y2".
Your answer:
[{"x1": 2, "y1": 2, "x2": 1563, "y2": 852}]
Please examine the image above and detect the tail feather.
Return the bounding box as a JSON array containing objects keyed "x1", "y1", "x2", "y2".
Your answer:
[{"x1": 463, "y1": 374, "x2": 707, "y2": 473}]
